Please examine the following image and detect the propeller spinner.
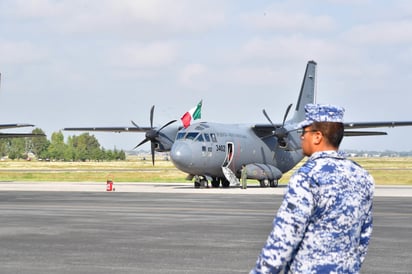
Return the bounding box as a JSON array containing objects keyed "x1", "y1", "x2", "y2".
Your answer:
[{"x1": 132, "y1": 105, "x2": 177, "y2": 165}]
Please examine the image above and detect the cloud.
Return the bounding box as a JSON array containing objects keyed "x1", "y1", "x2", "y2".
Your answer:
[
  {"x1": 178, "y1": 63, "x2": 208, "y2": 89},
  {"x1": 108, "y1": 42, "x2": 179, "y2": 69},
  {"x1": 343, "y1": 19, "x2": 412, "y2": 45},
  {"x1": 109, "y1": 0, "x2": 226, "y2": 33},
  {"x1": 242, "y1": 10, "x2": 336, "y2": 33},
  {"x1": 0, "y1": 41, "x2": 47, "y2": 65},
  {"x1": 3, "y1": 0, "x2": 67, "y2": 18},
  {"x1": 2, "y1": 0, "x2": 225, "y2": 37},
  {"x1": 239, "y1": 35, "x2": 348, "y2": 64}
]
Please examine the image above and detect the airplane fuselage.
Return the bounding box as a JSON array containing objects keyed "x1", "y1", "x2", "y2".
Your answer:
[{"x1": 170, "y1": 122, "x2": 304, "y2": 184}]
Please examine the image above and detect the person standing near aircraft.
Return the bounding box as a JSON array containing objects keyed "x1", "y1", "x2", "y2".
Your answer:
[
  {"x1": 250, "y1": 103, "x2": 375, "y2": 273},
  {"x1": 241, "y1": 165, "x2": 247, "y2": 189}
]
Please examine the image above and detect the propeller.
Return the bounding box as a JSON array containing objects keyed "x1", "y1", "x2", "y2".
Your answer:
[
  {"x1": 262, "y1": 103, "x2": 293, "y2": 148},
  {"x1": 132, "y1": 105, "x2": 177, "y2": 165}
]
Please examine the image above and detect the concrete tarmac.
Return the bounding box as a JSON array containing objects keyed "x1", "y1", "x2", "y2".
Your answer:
[
  {"x1": 0, "y1": 182, "x2": 411, "y2": 273},
  {"x1": 1, "y1": 181, "x2": 412, "y2": 196}
]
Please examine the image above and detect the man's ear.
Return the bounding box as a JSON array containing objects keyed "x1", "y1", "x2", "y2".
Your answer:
[{"x1": 313, "y1": 131, "x2": 323, "y2": 145}]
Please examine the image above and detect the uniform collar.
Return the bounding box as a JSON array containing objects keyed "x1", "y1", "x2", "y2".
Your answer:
[{"x1": 309, "y1": 150, "x2": 346, "y2": 161}]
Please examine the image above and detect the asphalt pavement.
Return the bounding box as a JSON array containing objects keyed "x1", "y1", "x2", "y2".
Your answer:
[{"x1": 0, "y1": 183, "x2": 411, "y2": 273}]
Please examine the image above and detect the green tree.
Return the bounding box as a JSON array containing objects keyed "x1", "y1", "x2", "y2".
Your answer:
[
  {"x1": 29, "y1": 128, "x2": 50, "y2": 159},
  {"x1": 48, "y1": 131, "x2": 67, "y2": 160},
  {"x1": 70, "y1": 133, "x2": 101, "y2": 161},
  {"x1": 8, "y1": 138, "x2": 25, "y2": 160},
  {"x1": 0, "y1": 139, "x2": 11, "y2": 157}
]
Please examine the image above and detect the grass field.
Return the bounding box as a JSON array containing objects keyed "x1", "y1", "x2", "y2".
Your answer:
[{"x1": 0, "y1": 157, "x2": 411, "y2": 185}]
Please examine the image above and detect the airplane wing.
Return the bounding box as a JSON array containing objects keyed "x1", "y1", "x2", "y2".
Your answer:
[
  {"x1": 344, "y1": 121, "x2": 412, "y2": 129},
  {"x1": 63, "y1": 126, "x2": 152, "y2": 133},
  {"x1": 0, "y1": 123, "x2": 35, "y2": 130},
  {"x1": 343, "y1": 131, "x2": 387, "y2": 136},
  {"x1": 343, "y1": 121, "x2": 412, "y2": 136},
  {"x1": 253, "y1": 121, "x2": 412, "y2": 138},
  {"x1": 0, "y1": 133, "x2": 46, "y2": 138}
]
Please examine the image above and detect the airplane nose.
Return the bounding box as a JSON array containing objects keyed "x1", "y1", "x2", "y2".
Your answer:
[{"x1": 170, "y1": 142, "x2": 193, "y2": 172}]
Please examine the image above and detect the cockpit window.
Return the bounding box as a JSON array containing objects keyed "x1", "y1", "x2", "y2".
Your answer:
[
  {"x1": 176, "y1": 132, "x2": 186, "y2": 140},
  {"x1": 185, "y1": 132, "x2": 199, "y2": 140},
  {"x1": 196, "y1": 134, "x2": 204, "y2": 142},
  {"x1": 177, "y1": 131, "x2": 216, "y2": 142}
]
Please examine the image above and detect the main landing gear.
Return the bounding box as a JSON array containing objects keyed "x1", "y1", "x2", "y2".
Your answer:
[
  {"x1": 194, "y1": 176, "x2": 230, "y2": 188},
  {"x1": 194, "y1": 175, "x2": 278, "y2": 188},
  {"x1": 259, "y1": 179, "x2": 279, "y2": 188}
]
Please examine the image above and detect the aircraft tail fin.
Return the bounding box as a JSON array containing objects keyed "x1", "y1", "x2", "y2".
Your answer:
[{"x1": 290, "y1": 60, "x2": 317, "y2": 123}]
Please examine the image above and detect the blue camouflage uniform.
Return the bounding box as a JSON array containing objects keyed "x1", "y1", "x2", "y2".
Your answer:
[{"x1": 251, "y1": 150, "x2": 374, "y2": 273}]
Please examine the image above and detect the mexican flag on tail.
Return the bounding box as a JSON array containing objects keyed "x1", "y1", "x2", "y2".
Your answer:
[{"x1": 181, "y1": 100, "x2": 202, "y2": 128}]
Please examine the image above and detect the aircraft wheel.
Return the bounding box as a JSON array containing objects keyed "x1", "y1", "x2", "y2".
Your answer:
[
  {"x1": 270, "y1": 180, "x2": 279, "y2": 188},
  {"x1": 259, "y1": 180, "x2": 268, "y2": 187},
  {"x1": 194, "y1": 181, "x2": 201, "y2": 188},
  {"x1": 199, "y1": 179, "x2": 208, "y2": 188},
  {"x1": 221, "y1": 179, "x2": 230, "y2": 188},
  {"x1": 211, "y1": 178, "x2": 220, "y2": 188}
]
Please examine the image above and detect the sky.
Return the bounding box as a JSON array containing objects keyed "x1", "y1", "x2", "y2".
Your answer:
[{"x1": 0, "y1": 0, "x2": 412, "y2": 152}]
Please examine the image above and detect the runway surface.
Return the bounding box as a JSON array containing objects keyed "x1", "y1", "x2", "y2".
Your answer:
[
  {"x1": 0, "y1": 182, "x2": 411, "y2": 273},
  {"x1": 1, "y1": 181, "x2": 412, "y2": 196}
]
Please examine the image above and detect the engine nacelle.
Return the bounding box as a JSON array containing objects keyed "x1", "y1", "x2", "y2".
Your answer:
[
  {"x1": 153, "y1": 126, "x2": 180, "y2": 152},
  {"x1": 244, "y1": 163, "x2": 283, "y2": 181}
]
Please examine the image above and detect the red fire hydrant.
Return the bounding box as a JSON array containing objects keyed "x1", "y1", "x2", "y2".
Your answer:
[{"x1": 106, "y1": 174, "x2": 115, "y2": 191}]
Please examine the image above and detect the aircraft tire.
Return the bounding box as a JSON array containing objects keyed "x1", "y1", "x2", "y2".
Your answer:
[
  {"x1": 200, "y1": 179, "x2": 208, "y2": 188},
  {"x1": 259, "y1": 180, "x2": 268, "y2": 187},
  {"x1": 211, "y1": 178, "x2": 220, "y2": 188},
  {"x1": 221, "y1": 179, "x2": 230, "y2": 188},
  {"x1": 270, "y1": 180, "x2": 278, "y2": 188}
]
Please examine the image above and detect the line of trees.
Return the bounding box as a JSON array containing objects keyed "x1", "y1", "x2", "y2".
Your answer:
[{"x1": 0, "y1": 129, "x2": 125, "y2": 161}]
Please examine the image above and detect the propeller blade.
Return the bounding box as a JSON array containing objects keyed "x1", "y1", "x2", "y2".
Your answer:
[
  {"x1": 262, "y1": 109, "x2": 275, "y2": 126},
  {"x1": 151, "y1": 142, "x2": 156, "y2": 166},
  {"x1": 157, "y1": 120, "x2": 177, "y2": 132},
  {"x1": 262, "y1": 104, "x2": 293, "y2": 148},
  {"x1": 282, "y1": 104, "x2": 293, "y2": 126},
  {"x1": 131, "y1": 120, "x2": 141, "y2": 129},
  {"x1": 149, "y1": 105, "x2": 154, "y2": 128},
  {"x1": 134, "y1": 138, "x2": 149, "y2": 150},
  {"x1": 133, "y1": 105, "x2": 177, "y2": 165}
]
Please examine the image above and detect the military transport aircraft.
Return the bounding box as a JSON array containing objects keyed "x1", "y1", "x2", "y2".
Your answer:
[
  {"x1": 63, "y1": 61, "x2": 412, "y2": 188},
  {"x1": 0, "y1": 73, "x2": 45, "y2": 138}
]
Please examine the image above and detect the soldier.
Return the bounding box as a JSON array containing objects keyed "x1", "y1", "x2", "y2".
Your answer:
[
  {"x1": 241, "y1": 164, "x2": 247, "y2": 189},
  {"x1": 250, "y1": 104, "x2": 375, "y2": 273}
]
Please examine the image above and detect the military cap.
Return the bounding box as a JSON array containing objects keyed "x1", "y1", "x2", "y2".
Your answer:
[{"x1": 298, "y1": 103, "x2": 345, "y2": 128}]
